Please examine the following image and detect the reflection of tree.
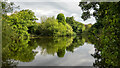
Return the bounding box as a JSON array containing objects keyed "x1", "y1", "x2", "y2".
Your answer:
[
  {"x1": 2, "y1": 36, "x2": 38, "y2": 67},
  {"x1": 57, "y1": 48, "x2": 65, "y2": 58},
  {"x1": 2, "y1": 60, "x2": 18, "y2": 68},
  {"x1": 35, "y1": 37, "x2": 73, "y2": 56},
  {"x1": 66, "y1": 36, "x2": 85, "y2": 52}
]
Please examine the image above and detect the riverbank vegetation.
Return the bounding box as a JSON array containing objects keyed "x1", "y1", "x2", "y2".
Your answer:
[
  {"x1": 2, "y1": 1, "x2": 86, "y2": 38},
  {"x1": 30, "y1": 15, "x2": 74, "y2": 37},
  {"x1": 3, "y1": 10, "x2": 86, "y2": 38}
]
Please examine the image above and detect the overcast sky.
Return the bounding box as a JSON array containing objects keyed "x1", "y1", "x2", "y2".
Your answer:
[{"x1": 9, "y1": 0, "x2": 96, "y2": 24}]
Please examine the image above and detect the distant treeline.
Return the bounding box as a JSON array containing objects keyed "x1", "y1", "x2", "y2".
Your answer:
[{"x1": 3, "y1": 9, "x2": 91, "y2": 38}]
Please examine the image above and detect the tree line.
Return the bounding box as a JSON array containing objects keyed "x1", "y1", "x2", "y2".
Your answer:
[{"x1": 3, "y1": 11, "x2": 86, "y2": 38}]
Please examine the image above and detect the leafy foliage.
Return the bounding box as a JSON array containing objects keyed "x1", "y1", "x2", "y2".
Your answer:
[
  {"x1": 36, "y1": 16, "x2": 74, "y2": 36},
  {"x1": 1, "y1": 1, "x2": 19, "y2": 14},
  {"x1": 3, "y1": 9, "x2": 38, "y2": 39},
  {"x1": 66, "y1": 36, "x2": 85, "y2": 52},
  {"x1": 35, "y1": 37, "x2": 73, "y2": 56},
  {"x1": 79, "y1": 1, "x2": 120, "y2": 67},
  {"x1": 57, "y1": 13, "x2": 66, "y2": 25},
  {"x1": 2, "y1": 9, "x2": 38, "y2": 66},
  {"x1": 66, "y1": 16, "x2": 85, "y2": 34}
]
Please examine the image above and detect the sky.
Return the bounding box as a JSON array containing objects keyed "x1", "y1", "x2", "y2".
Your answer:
[{"x1": 8, "y1": 0, "x2": 96, "y2": 24}]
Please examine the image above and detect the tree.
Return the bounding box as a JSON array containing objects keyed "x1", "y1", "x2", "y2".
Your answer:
[
  {"x1": 57, "y1": 13, "x2": 66, "y2": 25},
  {"x1": 36, "y1": 16, "x2": 74, "y2": 36},
  {"x1": 66, "y1": 16, "x2": 85, "y2": 34},
  {"x1": 5, "y1": 9, "x2": 38, "y2": 39},
  {"x1": 79, "y1": 2, "x2": 120, "y2": 40},
  {"x1": 79, "y1": 1, "x2": 120, "y2": 67},
  {"x1": 1, "y1": 1, "x2": 19, "y2": 14}
]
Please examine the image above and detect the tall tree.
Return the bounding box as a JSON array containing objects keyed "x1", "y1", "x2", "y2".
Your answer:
[{"x1": 57, "y1": 13, "x2": 66, "y2": 25}]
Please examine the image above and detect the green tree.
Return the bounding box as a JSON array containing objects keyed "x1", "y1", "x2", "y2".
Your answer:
[
  {"x1": 28, "y1": 24, "x2": 38, "y2": 35},
  {"x1": 5, "y1": 9, "x2": 38, "y2": 39},
  {"x1": 57, "y1": 13, "x2": 66, "y2": 25},
  {"x1": 66, "y1": 16, "x2": 85, "y2": 34},
  {"x1": 79, "y1": 1, "x2": 120, "y2": 67},
  {"x1": 36, "y1": 16, "x2": 74, "y2": 36}
]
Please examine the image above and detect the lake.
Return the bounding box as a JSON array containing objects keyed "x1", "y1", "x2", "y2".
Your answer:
[{"x1": 2, "y1": 36, "x2": 119, "y2": 67}]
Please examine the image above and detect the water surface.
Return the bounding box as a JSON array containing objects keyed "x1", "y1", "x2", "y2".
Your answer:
[
  {"x1": 3, "y1": 35, "x2": 119, "y2": 67},
  {"x1": 2, "y1": 36, "x2": 95, "y2": 66},
  {"x1": 18, "y1": 42, "x2": 95, "y2": 66}
]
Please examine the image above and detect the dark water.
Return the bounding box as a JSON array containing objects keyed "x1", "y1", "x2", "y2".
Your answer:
[{"x1": 2, "y1": 36, "x2": 120, "y2": 67}]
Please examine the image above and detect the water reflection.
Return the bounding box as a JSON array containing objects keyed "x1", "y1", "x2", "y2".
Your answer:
[
  {"x1": 3, "y1": 34, "x2": 120, "y2": 67},
  {"x1": 2, "y1": 36, "x2": 93, "y2": 67},
  {"x1": 35, "y1": 37, "x2": 74, "y2": 57},
  {"x1": 66, "y1": 36, "x2": 85, "y2": 52},
  {"x1": 18, "y1": 39, "x2": 95, "y2": 66},
  {"x1": 2, "y1": 36, "x2": 38, "y2": 67}
]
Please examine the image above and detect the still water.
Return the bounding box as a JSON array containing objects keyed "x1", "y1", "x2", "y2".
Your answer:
[
  {"x1": 18, "y1": 42, "x2": 95, "y2": 66},
  {"x1": 2, "y1": 35, "x2": 120, "y2": 67},
  {"x1": 2, "y1": 36, "x2": 96, "y2": 67}
]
